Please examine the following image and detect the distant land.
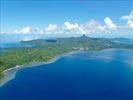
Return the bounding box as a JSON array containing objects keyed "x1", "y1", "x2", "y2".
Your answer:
[
  {"x1": 0, "y1": 35, "x2": 133, "y2": 81},
  {"x1": 109, "y1": 38, "x2": 133, "y2": 44}
]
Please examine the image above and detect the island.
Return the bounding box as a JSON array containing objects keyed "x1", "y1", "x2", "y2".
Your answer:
[{"x1": 0, "y1": 35, "x2": 133, "y2": 81}]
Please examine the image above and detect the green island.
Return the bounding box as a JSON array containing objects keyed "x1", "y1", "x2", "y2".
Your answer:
[{"x1": 0, "y1": 35, "x2": 133, "y2": 80}]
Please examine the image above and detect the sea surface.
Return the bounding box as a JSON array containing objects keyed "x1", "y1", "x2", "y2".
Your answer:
[{"x1": 0, "y1": 49, "x2": 133, "y2": 100}]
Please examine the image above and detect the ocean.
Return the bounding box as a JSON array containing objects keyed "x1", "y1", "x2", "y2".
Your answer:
[{"x1": 0, "y1": 49, "x2": 133, "y2": 100}]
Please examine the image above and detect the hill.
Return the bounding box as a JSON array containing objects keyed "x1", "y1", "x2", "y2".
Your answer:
[{"x1": 0, "y1": 35, "x2": 133, "y2": 80}]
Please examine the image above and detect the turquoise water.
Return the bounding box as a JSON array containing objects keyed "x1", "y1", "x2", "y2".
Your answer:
[{"x1": 0, "y1": 49, "x2": 133, "y2": 100}]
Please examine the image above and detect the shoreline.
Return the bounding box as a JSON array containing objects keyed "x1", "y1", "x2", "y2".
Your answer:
[
  {"x1": 0, "y1": 51, "x2": 79, "y2": 87},
  {"x1": 0, "y1": 48, "x2": 132, "y2": 87}
]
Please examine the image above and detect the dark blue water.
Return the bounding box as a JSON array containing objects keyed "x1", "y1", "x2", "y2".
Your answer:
[{"x1": 0, "y1": 49, "x2": 133, "y2": 100}]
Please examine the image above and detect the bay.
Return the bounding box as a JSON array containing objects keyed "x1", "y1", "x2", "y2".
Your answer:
[{"x1": 0, "y1": 49, "x2": 133, "y2": 100}]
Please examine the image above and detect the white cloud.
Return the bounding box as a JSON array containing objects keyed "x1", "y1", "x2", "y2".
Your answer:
[
  {"x1": 22, "y1": 37, "x2": 33, "y2": 41},
  {"x1": 121, "y1": 11, "x2": 133, "y2": 20},
  {"x1": 126, "y1": 20, "x2": 133, "y2": 29},
  {"x1": 22, "y1": 36, "x2": 39, "y2": 41},
  {"x1": 120, "y1": 11, "x2": 133, "y2": 29},
  {"x1": 104, "y1": 17, "x2": 117, "y2": 30},
  {"x1": 63, "y1": 21, "x2": 79, "y2": 31},
  {"x1": 10, "y1": 18, "x2": 118, "y2": 35},
  {"x1": 62, "y1": 20, "x2": 107, "y2": 34},
  {"x1": 80, "y1": 20, "x2": 106, "y2": 34},
  {"x1": 0, "y1": 31, "x2": 6, "y2": 34},
  {"x1": 97, "y1": 25, "x2": 106, "y2": 32},
  {"x1": 45, "y1": 24, "x2": 59, "y2": 33},
  {"x1": 14, "y1": 30, "x2": 19, "y2": 33},
  {"x1": 14, "y1": 26, "x2": 38, "y2": 34}
]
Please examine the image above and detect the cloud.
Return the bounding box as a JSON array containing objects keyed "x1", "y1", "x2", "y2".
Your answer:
[
  {"x1": 121, "y1": 10, "x2": 133, "y2": 20},
  {"x1": 104, "y1": 17, "x2": 117, "y2": 30},
  {"x1": 120, "y1": 11, "x2": 133, "y2": 29},
  {"x1": 126, "y1": 20, "x2": 133, "y2": 29},
  {"x1": 0, "y1": 32, "x2": 6, "y2": 34},
  {"x1": 63, "y1": 21, "x2": 79, "y2": 31},
  {"x1": 45, "y1": 24, "x2": 59, "y2": 33},
  {"x1": 62, "y1": 20, "x2": 107, "y2": 34},
  {"x1": 80, "y1": 20, "x2": 106, "y2": 34},
  {"x1": 22, "y1": 37, "x2": 34, "y2": 41},
  {"x1": 10, "y1": 17, "x2": 118, "y2": 35},
  {"x1": 14, "y1": 26, "x2": 38, "y2": 34},
  {"x1": 21, "y1": 36, "x2": 40, "y2": 41}
]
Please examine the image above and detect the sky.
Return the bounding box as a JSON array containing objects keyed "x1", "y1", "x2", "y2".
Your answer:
[{"x1": 0, "y1": 0, "x2": 133, "y2": 42}]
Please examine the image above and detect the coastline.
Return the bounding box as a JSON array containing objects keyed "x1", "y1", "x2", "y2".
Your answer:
[
  {"x1": 0, "y1": 48, "x2": 132, "y2": 87},
  {"x1": 0, "y1": 51, "x2": 79, "y2": 87}
]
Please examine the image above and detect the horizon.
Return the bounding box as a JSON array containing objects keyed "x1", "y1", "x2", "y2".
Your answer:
[
  {"x1": 1, "y1": 35, "x2": 133, "y2": 45},
  {"x1": 0, "y1": 0, "x2": 133, "y2": 43}
]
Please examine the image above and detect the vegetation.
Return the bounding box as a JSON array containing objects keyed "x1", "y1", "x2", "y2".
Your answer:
[{"x1": 0, "y1": 35, "x2": 133, "y2": 79}]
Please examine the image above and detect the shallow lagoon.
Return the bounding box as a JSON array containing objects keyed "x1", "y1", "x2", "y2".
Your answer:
[{"x1": 0, "y1": 49, "x2": 133, "y2": 100}]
